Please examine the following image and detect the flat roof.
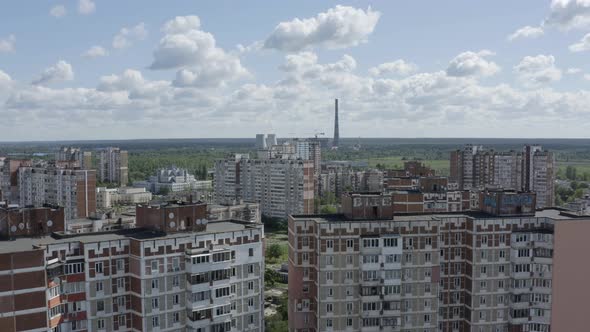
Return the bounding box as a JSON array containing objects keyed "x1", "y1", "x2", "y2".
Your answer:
[
  {"x1": 0, "y1": 220, "x2": 258, "y2": 254},
  {"x1": 291, "y1": 209, "x2": 585, "y2": 224}
]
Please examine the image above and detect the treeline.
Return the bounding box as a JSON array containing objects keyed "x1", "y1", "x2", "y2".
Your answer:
[
  {"x1": 128, "y1": 149, "x2": 242, "y2": 183},
  {"x1": 557, "y1": 165, "x2": 590, "y2": 181}
]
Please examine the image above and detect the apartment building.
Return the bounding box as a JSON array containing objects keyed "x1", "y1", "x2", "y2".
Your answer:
[
  {"x1": 56, "y1": 147, "x2": 93, "y2": 169},
  {"x1": 99, "y1": 147, "x2": 129, "y2": 186},
  {"x1": 214, "y1": 154, "x2": 314, "y2": 219},
  {"x1": 319, "y1": 166, "x2": 384, "y2": 199},
  {"x1": 0, "y1": 158, "x2": 32, "y2": 203},
  {"x1": 288, "y1": 191, "x2": 569, "y2": 332},
  {"x1": 0, "y1": 201, "x2": 265, "y2": 332},
  {"x1": 96, "y1": 187, "x2": 153, "y2": 209},
  {"x1": 18, "y1": 164, "x2": 96, "y2": 220},
  {"x1": 450, "y1": 145, "x2": 555, "y2": 208}
]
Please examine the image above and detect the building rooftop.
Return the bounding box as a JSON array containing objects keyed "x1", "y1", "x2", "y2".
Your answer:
[
  {"x1": 0, "y1": 220, "x2": 259, "y2": 254},
  {"x1": 291, "y1": 208, "x2": 586, "y2": 224}
]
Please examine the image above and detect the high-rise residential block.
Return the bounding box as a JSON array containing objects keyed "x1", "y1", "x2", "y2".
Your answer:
[
  {"x1": 18, "y1": 163, "x2": 96, "y2": 220},
  {"x1": 288, "y1": 191, "x2": 572, "y2": 332},
  {"x1": 450, "y1": 145, "x2": 554, "y2": 208},
  {"x1": 56, "y1": 146, "x2": 92, "y2": 169},
  {"x1": 0, "y1": 201, "x2": 265, "y2": 332},
  {"x1": 99, "y1": 147, "x2": 129, "y2": 186},
  {"x1": 214, "y1": 154, "x2": 314, "y2": 219}
]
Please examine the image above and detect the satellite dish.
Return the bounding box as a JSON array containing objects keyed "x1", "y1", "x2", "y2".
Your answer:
[
  {"x1": 18, "y1": 223, "x2": 25, "y2": 230},
  {"x1": 202, "y1": 219, "x2": 208, "y2": 225},
  {"x1": 168, "y1": 213, "x2": 175, "y2": 219},
  {"x1": 10, "y1": 225, "x2": 16, "y2": 233},
  {"x1": 170, "y1": 221, "x2": 176, "y2": 228},
  {"x1": 47, "y1": 220, "x2": 53, "y2": 227}
]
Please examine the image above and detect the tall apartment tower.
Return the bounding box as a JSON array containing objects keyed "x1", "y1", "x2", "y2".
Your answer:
[
  {"x1": 56, "y1": 147, "x2": 93, "y2": 169},
  {"x1": 18, "y1": 165, "x2": 96, "y2": 220},
  {"x1": 333, "y1": 99, "x2": 339, "y2": 149},
  {"x1": 214, "y1": 154, "x2": 314, "y2": 219},
  {"x1": 0, "y1": 202, "x2": 265, "y2": 332},
  {"x1": 99, "y1": 147, "x2": 129, "y2": 186},
  {"x1": 450, "y1": 145, "x2": 554, "y2": 208},
  {"x1": 288, "y1": 192, "x2": 564, "y2": 332}
]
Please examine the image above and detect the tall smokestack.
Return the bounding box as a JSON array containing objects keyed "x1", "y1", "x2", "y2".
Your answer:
[{"x1": 333, "y1": 99, "x2": 339, "y2": 148}]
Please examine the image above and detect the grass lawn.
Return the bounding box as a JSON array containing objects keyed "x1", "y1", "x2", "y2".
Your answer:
[{"x1": 366, "y1": 156, "x2": 450, "y2": 175}]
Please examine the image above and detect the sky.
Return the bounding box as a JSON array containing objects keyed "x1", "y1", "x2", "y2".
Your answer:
[{"x1": 2, "y1": 0, "x2": 590, "y2": 141}]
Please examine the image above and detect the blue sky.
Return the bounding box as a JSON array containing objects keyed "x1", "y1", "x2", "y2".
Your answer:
[{"x1": 2, "y1": 0, "x2": 590, "y2": 140}]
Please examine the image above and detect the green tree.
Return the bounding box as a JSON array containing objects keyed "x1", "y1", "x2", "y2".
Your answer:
[
  {"x1": 265, "y1": 268, "x2": 280, "y2": 287},
  {"x1": 267, "y1": 244, "x2": 284, "y2": 261},
  {"x1": 320, "y1": 205, "x2": 337, "y2": 214}
]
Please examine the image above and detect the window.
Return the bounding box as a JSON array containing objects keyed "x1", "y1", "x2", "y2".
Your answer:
[
  {"x1": 346, "y1": 255, "x2": 353, "y2": 265},
  {"x1": 151, "y1": 279, "x2": 159, "y2": 290},
  {"x1": 363, "y1": 238, "x2": 379, "y2": 248},
  {"x1": 48, "y1": 286, "x2": 60, "y2": 298},
  {"x1": 326, "y1": 240, "x2": 334, "y2": 249},
  {"x1": 347, "y1": 239, "x2": 354, "y2": 248},
  {"x1": 249, "y1": 248, "x2": 254, "y2": 256},
  {"x1": 152, "y1": 298, "x2": 159, "y2": 309},
  {"x1": 69, "y1": 301, "x2": 83, "y2": 312},
  {"x1": 172, "y1": 275, "x2": 180, "y2": 287},
  {"x1": 215, "y1": 287, "x2": 231, "y2": 298},
  {"x1": 152, "y1": 317, "x2": 159, "y2": 327},
  {"x1": 116, "y1": 259, "x2": 124, "y2": 272},
  {"x1": 151, "y1": 260, "x2": 158, "y2": 273},
  {"x1": 95, "y1": 262, "x2": 103, "y2": 274},
  {"x1": 302, "y1": 252, "x2": 309, "y2": 262},
  {"x1": 97, "y1": 319, "x2": 105, "y2": 329},
  {"x1": 326, "y1": 271, "x2": 333, "y2": 281},
  {"x1": 347, "y1": 302, "x2": 353, "y2": 312},
  {"x1": 96, "y1": 281, "x2": 103, "y2": 292},
  {"x1": 117, "y1": 296, "x2": 125, "y2": 307},
  {"x1": 173, "y1": 312, "x2": 180, "y2": 323},
  {"x1": 117, "y1": 278, "x2": 125, "y2": 289},
  {"x1": 326, "y1": 303, "x2": 333, "y2": 312},
  {"x1": 97, "y1": 300, "x2": 105, "y2": 312},
  {"x1": 173, "y1": 294, "x2": 179, "y2": 305},
  {"x1": 384, "y1": 237, "x2": 398, "y2": 247},
  {"x1": 65, "y1": 262, "x2": 84, "y2": 274},
  {"x1": 327, "y1": 319, "x2": 333, "y2": 327},
  {"x1": 248, "y1": 281, "x2": 254, "y2": 290},
  {"x1": 328, "y1": 288, "x2": 333, "y2": 297},
  {"x1": 118, "y1": 315, "x2": 126, "y2": 327},
  {"x1": 49, "y1": 304, "x2": 63, "y2": 318},
  {"x1": 302, "y1": 237, "x2": 309, "y2": 246},
  {"x1": 248, "y1": 297, "x2": 254, "y2": 307},
  {"x1": 347, "y1": 318, "x2": 353, "y2": 326},
  {"x1": 327, "y1": 255, "x2": 334, "y2": 265},
  {"x1": 248, "y1": 264, "x2": 254, "y2": 274},
  {"x1": 172, "y1": 257, "x2": 180, "y2": 271}
]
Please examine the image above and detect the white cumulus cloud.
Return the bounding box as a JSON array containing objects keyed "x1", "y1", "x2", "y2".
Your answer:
[
  {"x1": 112, "y1": 23, "x2": 148, "y2": 49},
  {"x1": 32, "y1": 60, "x2": 74, "y2": 86},
  {"x1": 263, "y1": 5, "x2": 380, "y2": 52},
  {"x1": 446, "y1": 50, "x2": 500, "y2": 77},
  {"x1": 369, "y1": 60, "x2": 418, "y2": 77},
  {"x1": 149, "y1": 16, "x2": 249, "y2": 88},
  {"x1": 545, "y1": 0, "x2": 590, "y2": 29},
  {"x1": 78, "y1": 0, "x2": 95, "y2": 15},
  {"x1": 514, "y1": 54, "x2": 562, "y2": 87},
  {"x1": 82, "y1": 45, "x2": 108, "y2": 58},
  {"x1": 50, "y1": 5, "x2": 67, "y2": 18},
  {"x1": 569, "y1": 32, "x2": 590, "y2": 51},
  {"x1": 507, "y1": 26, "x2": 544, "y2": 41},
  {"x1": 0, "y1": 34, "x2": 16, "y2": 53}
]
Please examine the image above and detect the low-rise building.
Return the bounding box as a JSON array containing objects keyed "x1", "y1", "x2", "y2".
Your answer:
[
  {"x1": 134, "y1": 167, "x2": 211, "y2": 194},
  {"x1": 96, "y1": 187, "x2": 153, "y2": 209}
]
